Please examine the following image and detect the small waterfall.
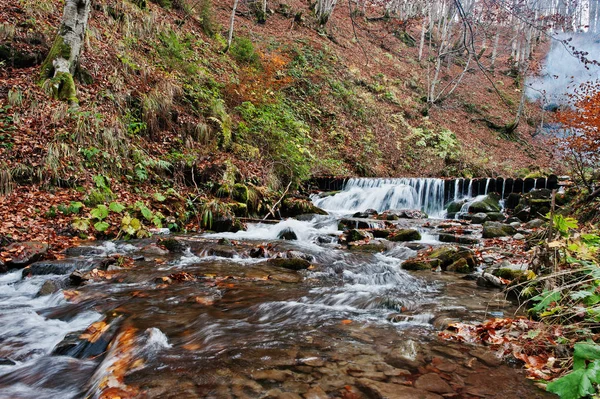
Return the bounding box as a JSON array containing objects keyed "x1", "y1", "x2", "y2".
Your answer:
[
  {"x1": 484, "y1": 178, "x2": 491, "y2": 195},
  {"x1": 501, "y1": 179, "x2": 506, "y2": 199},
  {"x1": 453, "y1": 178, "x2": 462, "y2": 201},
  {"x1": 313, "y1": 178, "x2": 447, "y2": 217},
  {"x1": 467, "y1": 180, "x2": 473, "y2": 197}
]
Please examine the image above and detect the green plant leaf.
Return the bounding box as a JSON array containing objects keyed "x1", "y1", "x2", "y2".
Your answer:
[
  {"x1": 109, "y1": 202, "x2": 126, "y2": 213},
  {"x1": 140, "y1": 206, "x2": 153, "y2": 221},
  {"x1": 68, "y1": 201, "x2": 85, "y2": 214},
  {"x1": 153, "y1": 193, "x2": 166, "y2": 202},
  {"x1": 531, "y1": 290, "x2": 561, "y2": 314},
  {"x1": 574, "y1": 343, "x2": 600, "y2": 370},
  {"x1": 72, "y1": 218, "x2": 90, "y2": 232},
  {"x1": 90, "y1": 204, "x2": 109, "y2": 220},
  {"x1": 94, "y1": 221, "x2": 110, "y2": 232}
]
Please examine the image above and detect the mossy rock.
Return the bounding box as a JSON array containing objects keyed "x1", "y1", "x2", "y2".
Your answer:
[
  {"x1": 229, "y1": 202, "x2": 248, "y2": 217},
  {"x1": 486, "y1": 212, "x2": 505, "y2": 221},
  {"x1": 388, "y1": 229, "x2": 421, "y2": 242},
  {"x1": 371, "y1": 229, "x2": 391, "y2": 238},
  {"x1": 427, "y1": 246, "x2": 477, "y2": 270},
  {"x1": 402, "y1": 258, "x2": 439, "y2": 271},
  {"x1": 446, "y1": 258, "x2": 472, "y2": 273},
  {"x1": 468, "y1": 193, "x2": 501, "y2": 213},
  {"x1": 446, "y1": 200, "x2": 467, "y2": 214},
  {"x1": 438, "y1": 233, "x2": 479, "y2": 245},
  {"x1": 347, "y1": 242, "x2": 387, "y2": 252},
  {"x1": 280, "y1": 198, "x2": 328, "y2": 218},
  {"x1": 492, "y1": 268, "x2": 525, "y2": 280},
  {"x1": 267, "y1": 258, "x2": 311, "y2": 271},
  {"x1": 482, "y1": 221, "x2": 516, "y2": 238},
  {"x1": 232, "y1": 184, "x2": 249, "y2": 203},
  {"x1": 345, "y1": 229, "x2": 370, "y2": 243}
]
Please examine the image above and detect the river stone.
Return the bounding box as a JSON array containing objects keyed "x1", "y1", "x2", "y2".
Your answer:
[
  {"x1": 469, "y1": 348, "x2": 502, "y2": 367},
  {"x1": 446, "y1": 258, "x2": 472, "y2": 273},
  {"x1": 279, "y1": 198, "x2": 328, "y2": 218},
  {"x1": 266, "y1": 258, "x2": 311, "y2": 271},
  {"x1": 211, "y1": 217, "x2": 245, "y2": 233},
  {"x1": 37, "y1": 278, "x2": 68, "y2": 296},
  {"x1": 513, "y1": 233, "x2": 525, "y2": 240},
  {"x1": 5, "y1": 241, "x2": 48, "y2": 269},
  {"x1": 414, "y1": 373, "x2": 454, "y2": 394},
  {"x1": 269, "y1": 272, "x2": 302, "y2": 283},
  {"x1": 277, "y1": 228, "x2": 297, "y2": 240},
  {"x1": 446, "y1": 200, "x2": 467, "y2": 214},
  {"x1": 371, "y1": 229, "x2": 391, "y2": 238},
  {"x1": 438, "y1": 233, "x2": 479, "y2": 245},
  {"x1": 425, "y1": 246, "x2": 477, "y2": 270},
  {"x1": 486, "y1": 212, "x2": 505, "y2": 222},
  {"x1": 65, "y1": 246, "x2": 105, "y2": 257},
  {"x1": 340, "y1": 219, "x2": 371, "y2": 230},
  {"x1": 356, "y1": 378, "x2": 443, "y2": 399},
  {"x1": 387, "y1": 229, "x2": 421, "y2": 242},
  {"x1": 402, "y1": 258, "x2": 439, "y2": 271},
  {"x1": 468, "y1": 193, "x2": 501, "y2": 213},
  {"x1": 24, "y1": 258, "x2": 111, "y2": 277},
  {"x1": 159, "y1": 238, "x2": 190, "y2": 253},
  {"x1": 344, "y1": 229, "x2": 372, "y2": 243},
  {"x1": 470, "y1": 213, "x2": 489, "y2": 224},
  {"x1": 476, "y1": 272, "x2": 506, "y2": 288},
  {"x1": 0, "y1": 358, "x2": 16, "y2": 366},
  {"x1": 251, "y1": 369, "x2": 292, "y2": 382},
  {"x1": 348, "y1": 242, "x2": 387, "y2": 252},
  {"x1": 482, "y1": 222, "x2": 516, "y2": 238},
  {"x1": 304, "y1": 386, "x2": 328, "y2": 399}
]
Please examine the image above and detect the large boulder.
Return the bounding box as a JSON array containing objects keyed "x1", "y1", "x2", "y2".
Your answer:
[
  {"x1": 482, "y1": 221, "x2": 517, "y2": 238},
  {"x1": 428, "y1": 246, "x2": 477, "y2": 271},
  {"x1": 468, "y1": 193, "x2": 501, "y2": 213},
  {"x1": 344, "y1": 229, "x2": 372, "y2": 243},
  {"x1": 470, "y1": 213, "x2": 489, "y2": 224},
  {"x1": 4, "y1": 242, "x2": 48, "y2": 269},
  {"x1": 387, "y1": 229, "x2": 421, "y2": 242},
  {"x1": 402, "y1": 258, "x2": 440, "y2": 271}
]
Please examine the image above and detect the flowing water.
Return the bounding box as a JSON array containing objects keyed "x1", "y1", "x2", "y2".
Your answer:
[{"x1": 0, "y1": 184, "x2": 555, "y2": 398}]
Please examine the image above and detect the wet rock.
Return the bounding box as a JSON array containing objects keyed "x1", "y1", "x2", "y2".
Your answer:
[
  {"x1": 506, "y1": 216, "x2": 522, "y2": 224},
  {"x1": 317, "y1": 235, "x2": 336, "y2": 244},
  {"x1": 446, "y1": 200, "x2": 467, "y2": 214},
  {"x1": 477, "y1": 272, "x2": 506, "y2": 288},
  {"x1": 487, "y1": 212, "x2": 505, "y2": 221},
  {"x1": 340, "y1": 219, "x2": 371, "y2": 230},
  {"x1": 278, "y1": 228, "x2": 298, "y2": 240},
  {"x1": 218, "y1": 238, "x2": 233, "y2": 246},
  {"x1": 468, "y1": 193, "x2": 501, "y2": 213},
  {"x1": 65, "y1": 246, "x2": 105, "y2": 257},
  {"x1": 356, "y1": 379, "x2": 443, "y2": 399},
  {"x1": 154, "y1": 276, "x2": 173, "y2": 285},
  {"x1": 424, "y1": 246, "x2": 478, "y2": 271},
  {"x1": 267, "y1": 258, "x2": 311, "y2": 271},
  {"x1": 431, "y1": 345, "x2": 467, "y2": 359},
  {"x1": 348, "y1": 241, "x2": 386, "y2": 253},
  {"x1": 264, "y1": 390, "x2": 303, "y2": 399},
  {"x1": 371, "y1": 229, "x2": 390, "y2": 238},
  {"x1": 385, "y1": 340, "x2": 422, "y2": 370},
  {"x1": 510, "y1": 222, "x2": 522, "y2": 229},
  {"x1": 353, "y1": 209, "x2": 378, "y2": 218},
  {"x1": 438, "y1": 233, "x2": 479, "y2": 245},
  {"x1": 5, "y1": 241, "x2": 48, "y2": 269},
  {"x1": 52, "y1": 316, "x2": 123, "y2": 359},
  {"x1": 482, "y1": 221, "x2": 517, "y2": 238},
  {"x1": 505, "y1": 193, "x2": 521, "y2": 210},
  {"x1": 402, "y1": 258, "x2": 439, "y2": 271},
  {"x1": 446, "y1": 258, "x2": 472, "y2": 273},
  {"x1": 211, "y1": 218, "x2": 246, "y2": 233},
  {"x1": 469, "y1": 348, "x2": 502, "y2": 367},
  {"x1": 0, "y1": 260, "x2": 6, "y2": 274},
  {"x1": 280, "y1": 198, "x2": 328, "y2": 218},
  {"x1": 284, "y1": 251, "x2": 315, "y2": 262},
  {"x1": 470, "y1": 213, "x2": 489, "y2": 224},
  {"x1": 269, "y1": 272, "x2": 302, "y2": 283},
  {"x1": 159, "y1": 238, "x2": 190, "y2": 253},
  {"x1": 344, "y1": 229, "x2": 372, "y2": 243},
  {"x1": 414, "y1": 373, "x2": 453, "y2": 394},
  {"x1": 140, "y1": 243, "x2": 169, "y2": 256},
  {"x1": 37, "y1": 278, "x2": 68, "y2": 296},
  {"x1": 25, "y1": 258, "x2": 114, "y2": 277},
  {"x1": 513, "y1": 233, "x2": 526, "y2": 240},
  {"x1": 382, "y1": 209, "x2": 428, "y2": 219},
  {"x1": 0, "y1": 358, "x2": 16, "y2": 366},
  {"x1": 205, "y1": 246, "x2": 239, "y2": 258},
  {"x1": 387, "y1": 229, "x2": 421, "y2": 242}
]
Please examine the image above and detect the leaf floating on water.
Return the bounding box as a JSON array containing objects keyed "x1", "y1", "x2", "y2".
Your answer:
[
  {"x1": 341, "y1": 319, "x2": 353, "y2": 325},
  {"x1": 182, "y1": 343, "x2": 202, "y2": 351}
]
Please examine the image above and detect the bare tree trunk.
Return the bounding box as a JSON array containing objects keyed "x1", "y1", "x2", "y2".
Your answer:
[
  {"x1": 490, "y1": 27, "x2": 499, "y2": 70},
  {"x1": 227, "y1": 0, "x2": 240, "y2": 50},
  {"x1": 40, "y1": 0, "x2": 91, "y2": 104},
  {"x1": 418, "y1": 0, "x2": 430, "y2": 62}
]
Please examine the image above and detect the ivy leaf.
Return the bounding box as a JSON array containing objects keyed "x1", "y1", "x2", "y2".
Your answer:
[
  {"x1": 109, "y1": 202, "x2": 125, "y2": 213},
  {"x1": 94, "y1": 221, "x2": 110, "y2": 232}
]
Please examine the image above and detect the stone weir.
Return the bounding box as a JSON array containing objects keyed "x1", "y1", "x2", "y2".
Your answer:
[{"x1": 309, "y1": 175, "x2": 560, "y2": 203}]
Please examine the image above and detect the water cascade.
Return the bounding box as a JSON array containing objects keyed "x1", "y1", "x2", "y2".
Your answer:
[{"x1": 313, "y1": 178, "x2": 447, "y2": 217}]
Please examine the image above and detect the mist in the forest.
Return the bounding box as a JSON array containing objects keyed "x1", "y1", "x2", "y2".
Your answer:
[{"x1": 526, "y1": 32, "x2": 600, "y2": 105}]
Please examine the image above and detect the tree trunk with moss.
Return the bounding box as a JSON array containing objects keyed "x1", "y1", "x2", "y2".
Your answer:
[{"x1": 40, "y1": 0, "x2": 92, "y2": 105}]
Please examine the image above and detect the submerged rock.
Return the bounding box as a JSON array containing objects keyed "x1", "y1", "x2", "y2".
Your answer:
[
  {"x1": 24, "y1": 258, "x2": 115, "y2": 277},
  {"x1": 37, "y1": 278, "x2": 68, "y2": 296},
  {"x1": 266, "y1": 258, "x2": 311, "y2": 271},
  {"x1": 159, "y1": 238, "x2": 190, "y2": 253},
  {"x1": 344, "y1": 229, "x2": 372, "y2": 243},
  {"x1": 446, "y1": 200, "x2": 467, "y2": 214},
  {"x1": 402, "y1": 258, "x2": 440, "y2": 271},
  {"x1": 277, "y1": 228, "x2": 297, "y2": 240}
]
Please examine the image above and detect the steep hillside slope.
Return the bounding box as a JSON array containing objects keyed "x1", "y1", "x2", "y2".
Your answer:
[{"x1": 0, "y1": 0, "x2": 558, "y2": 246}]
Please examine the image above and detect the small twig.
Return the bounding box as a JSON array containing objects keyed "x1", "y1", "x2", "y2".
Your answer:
[{"x1": 263, "y1": 180, "x2": 292, "y2": 221}]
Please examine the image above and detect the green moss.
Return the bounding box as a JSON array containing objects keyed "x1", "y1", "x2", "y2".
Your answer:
[
  {"x1": 232, "y1": 183, "x2": 249, "y2": 203},
  {"x1": 493, "y1": 268, "x2": 525, "y2": 280},
  {"x1": 388, "y1": 229, "x2": 421, "y2": 242},
  {"x1": 131, "y1": 0, "x2": 147, "y2": 9},
  {"x1": 40, "y1": 34, "x2": 71, "y2": 81},
  {"x1": 50, "y1": 72, "x2": 78, "y2": 104}
]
